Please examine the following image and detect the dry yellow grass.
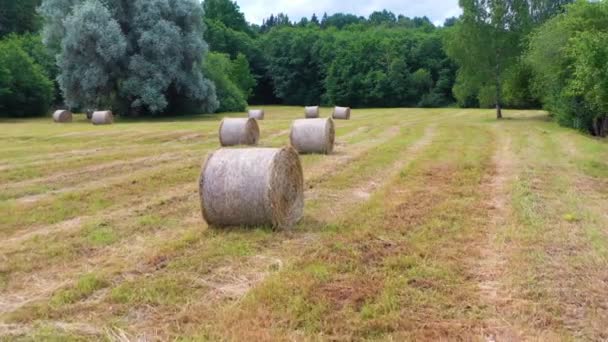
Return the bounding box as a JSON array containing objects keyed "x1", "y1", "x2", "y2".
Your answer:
[{"x1": 0, "y1": 107, "x2": 607, "y2": 340}]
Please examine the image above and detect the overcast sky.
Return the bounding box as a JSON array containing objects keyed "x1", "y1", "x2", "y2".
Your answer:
[{"x1": 235, "y1": 0, "x2": 462, "y2": 26}]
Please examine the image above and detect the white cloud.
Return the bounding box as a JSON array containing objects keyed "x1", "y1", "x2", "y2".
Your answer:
[{"x1": 234, "y1": 0, "x2": 462, "y2": 26}]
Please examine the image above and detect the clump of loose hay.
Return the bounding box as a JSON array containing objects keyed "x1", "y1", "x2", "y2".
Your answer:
[
  {"x1": 219, "y1": 118, "x2": 260, "y2": 146},
  {"x1": 52, "y1": 110, "x2": 72, "y2": 123},
  {"x1": 290, "y1": 118, "x2": 335, "y2": 154},
  {"x1": 91, "y1": 111, "x2": 114, "y2": 125},
  {"x1": 199, "y1": 147, "x2": 304, "y2": 229},
  {"x1": 248, "y1": 109, "x2": 265, "y2": 120},
  {"x1": 332, "y1": 106, "x2": 351, "y2": 120},
  {"x1": 305, "y1": 106, "x2": 320, "y2": 119}
]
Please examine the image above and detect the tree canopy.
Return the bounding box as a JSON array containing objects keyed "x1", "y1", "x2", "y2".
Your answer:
[{"x1": 39, "y1": 0, "x2": 218, "y2": 116}]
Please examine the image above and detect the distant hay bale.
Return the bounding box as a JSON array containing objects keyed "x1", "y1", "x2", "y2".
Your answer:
[
  {"x1": 199, "y1": 147, "x2": 304, "y2": 229},
  {"x1": 290, "y1": 118, "x2": 335, "y2": 154},
  {"x1": 248, "y1": 109, "x2": 265, "y2": 120},
  {"x1": 304, "y1": 106, "x2": 320, "y2": 119},
  {"x1": 219, "y1": 118, "x2": 260, "y2": 146},
  {"x1": 52, "y1": 110, "x2": 72, "y2": 123},
  {"x1": 332, "y1": 106, "x2": 351, "y2": 120},
  {"x1": 91, "y1": 111, "x2": 114, "y2": 125}
]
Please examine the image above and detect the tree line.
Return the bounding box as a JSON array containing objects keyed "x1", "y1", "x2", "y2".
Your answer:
[{"x1": 0, "y1": 0, "x2": 606, "y2": 136}]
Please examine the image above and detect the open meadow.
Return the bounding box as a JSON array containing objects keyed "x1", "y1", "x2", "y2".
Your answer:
[{"x1": 1, "y1": 107, "x2": 607, "y2": 340}]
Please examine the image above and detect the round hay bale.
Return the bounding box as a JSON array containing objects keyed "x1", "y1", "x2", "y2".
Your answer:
[
  {"x1": 290, "y1": 118, "x2": 335, "y2": 154},
  {"x1": 52, "y1": 110, "x2": 72, "y2": 123},
  {"x1": 248, "y1": 109, "x2": 265, "y2": 120},
  {"x1": 304, "y1": 106, "x2": 320, "y2": 119},
  {"x1": 219, "y1": 118, "x2": 260, "y2": 146},
  {"x1": 91, "y1": 111, "x2": 114, "y2": 125},
  {"x1": 199, "y1": 147, "x2": 304, "y2": 229},
  {"x1": 332, "y1": 106, "x2": 351, "y2": 120}
]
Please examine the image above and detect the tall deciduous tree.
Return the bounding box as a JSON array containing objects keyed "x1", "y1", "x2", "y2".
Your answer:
[
  {"x1": 445, "y1": 0, "x2": 529, "y2": 119},
  {"x1": 40, "y1": 0, "x2": 218, "y2": 115},
  {"x1": 57, "y1": 0, "x2": 126, "y2": 110},
  {"x1": 446, "y1": 0, "x2": 572, "y2": 119}
]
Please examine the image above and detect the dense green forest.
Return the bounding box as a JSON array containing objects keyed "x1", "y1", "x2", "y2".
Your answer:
[{"x1": 0, "y1": 0, "x2": 606, "y2": 136}]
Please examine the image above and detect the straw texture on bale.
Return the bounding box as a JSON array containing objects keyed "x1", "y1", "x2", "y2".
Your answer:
[
  {"x1": 248, "y1": 109, "x2": 265, "y2": 120},
  {"x1": 199, "y1": 147, "x2": 304, "y2": 229},
  {"x1": 332, "y1": 106, "x2": 351, "y2": 120},
  {"x1": 53, "y1": 110, "x2": 72, "y2": 123},
  {"x1": 304, "y1": 106, "x2": 320, "y2": 119},
  {"x1": 219, "y1": 118, "x2": 260, "y2": 146},
  {"x1": 290, "y1": 118, "x2": 335, "y2": 154},
  {"x1": 91, "y1": 111, "x2": 114, "y2": 125}
]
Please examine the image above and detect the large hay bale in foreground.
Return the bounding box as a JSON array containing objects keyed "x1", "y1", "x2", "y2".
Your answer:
[
  {"x1": 53, "y1": 110, "x2": 72, "y2": 123},
  {"x1": 199, "y1": 147, "x2": 304, "y2": 229},
  {"x1": 248, "y1": 109, "x2": 265, "y2": 120},
  {"x1": 304, "y1": 106, "x2": 320, "y2": 119},
  {"x1": 290, "y1": 118, "x2": 335, "y2": 154},
  {"x1": 219, "y1": 118, "x2": 260, "y2": 146},
  {"x1": 332, "y1": 106, "x2": 351, "y2": 120},
  {"x1": 91, "y1": 111, "x2": 114, "y2": 125}
]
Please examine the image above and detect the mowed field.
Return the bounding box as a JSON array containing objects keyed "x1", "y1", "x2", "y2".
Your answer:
[{"x1": 0, "y1": 107, "x2": 607, "y2": 340}]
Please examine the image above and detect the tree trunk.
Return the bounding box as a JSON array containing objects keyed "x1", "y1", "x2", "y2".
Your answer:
[
  {"x1": 592, "y1": 116, "x2": 607, "y2": 137},
  {"x1": 496, "y1": 104, "x2": 503, "y2": 120},
  {"x1": 598, "y1": 115, "x2": 608, "y2": 137},
  {"x1": 495, "y1": 52, "x2": 503, "y2": 120}
]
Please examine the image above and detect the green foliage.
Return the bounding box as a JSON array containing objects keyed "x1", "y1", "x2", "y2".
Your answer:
[
  {"x1": 203, "y1": 5, "x2": 456, "y2": 108},
  {"x1": 324, "y1": 28, "x2": 454, "y2": 108},
  {"x1": 230, "y1": 53, "x2": 257, "y2": 97},
  {"x1": 445, "y1": 0, "x2": 525, "y2": 117},
  {"x1": 5, "y1": 34, "x2": 57, "y2": 81},
  {"x1": 203, "y1": 0, "x2": 251, "y2": 34},
  {"x1": 203, "y1": 52, "x2": 250, "y2": 112},
  {"x1": 203, "y1": 18, "x2": 274, "y2": 104},
  {"x1": 0, "y1": 0, "x2": 41, "y2": 38},
  {"x1": 261, "y1": 27, "x2": 324, "y2": 105},
  {"x1": 321, "y1": 13, "x2": 363, "y2": 29},
  {"x1": 445, "y1": 0, "x2": 572, "y2": 117},
  {"x1": 527, "y1": 0, "x2": 608, "y2": 136},
  {"x1": 502, "y1": 61, "x2": 541, "y2": 109},
  {"x1": 0, "y1": 37, "x2": 53, "y2": 117},
  {"x1": 40, "y1": 0, "x2": 218, "y2": 115},
  {"x1": 51, "y1": 273, "x2": 108, "y2": 306}
]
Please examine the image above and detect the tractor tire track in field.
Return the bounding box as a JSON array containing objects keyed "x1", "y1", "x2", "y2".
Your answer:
[
  {"x1": 304, "y1": 126, "x2": 402, "y2": 186},
  {"x1": 473, "y1": 131, "x2": 522, "y2": 341},
  {"x1": 308, "y1": 125, "x2": 436, "y2": 220}
]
